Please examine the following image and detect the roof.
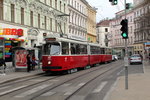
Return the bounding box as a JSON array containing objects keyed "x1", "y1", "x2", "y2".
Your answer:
[{"x1": 96, "y1": 20, "x2": 110, "y2": 27}]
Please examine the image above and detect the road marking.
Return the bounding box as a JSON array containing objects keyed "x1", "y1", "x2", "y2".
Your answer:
[
  {"x1": 103, "y1": 78, "x2": 119, "y2": 100},
  {"x1": 49, "y1": 80, "x2": 59, "y2": 82},
  {"x1": 77, "y1": 83, "x2": 85, "y2": 87},
  {"x1": 117, "y1": 69, "x2": 124, "y2": 76},
  {"x1": 15, "y1": 84, "x2": 52, "y2": 98},
  {"x1": 64, "y1": 83, "x2": 85, "y2": 95},
  {"x1": 61, "y1": 83, "x2": 71, "y2": 87},
  {"x1": 41, "y1": 91, "x2": 56, "y2": 96},
  {"x1": 92, "y1": 81, "x2": 107, "y2": 93},
  {"x1": 0, "y1": 85, "x2": 27, "y2": 96}
]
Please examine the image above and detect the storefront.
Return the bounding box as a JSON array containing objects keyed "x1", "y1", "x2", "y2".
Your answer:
[{"x1": 0, "y1": 27, "x2": 26, "y2": 62}]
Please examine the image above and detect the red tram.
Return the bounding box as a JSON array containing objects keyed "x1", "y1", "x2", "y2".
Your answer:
[{"x1": 42, "y1": 37, "x2": 112, "y2": 73}]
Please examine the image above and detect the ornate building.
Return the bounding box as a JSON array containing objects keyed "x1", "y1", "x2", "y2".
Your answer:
[
  {"x1": 67, "y1": 0, "x2": 88, "y2": 41},
  {"x1": 0, "y1": 0, "x2": 68, "y2": 61}
]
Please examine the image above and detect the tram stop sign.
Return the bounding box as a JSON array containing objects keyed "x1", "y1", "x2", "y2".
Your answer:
[{"x1": 124, "y1": 56, "x2": 129, "y2": 66}]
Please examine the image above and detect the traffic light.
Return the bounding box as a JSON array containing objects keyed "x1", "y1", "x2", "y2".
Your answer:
[
  {"x1": 109, "y1": 0, "x2": 117, "y2": 5},
  {"x1": 120, "y1": 19, "x2": 128, "y2": 39},
  {"x1": 113, "y1": 0, "x2": 118, "y2": 5}
]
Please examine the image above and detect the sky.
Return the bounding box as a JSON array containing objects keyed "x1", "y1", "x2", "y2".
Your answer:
[{"x1": 86, "y1": 0, "x2": 133, "y2": 22}]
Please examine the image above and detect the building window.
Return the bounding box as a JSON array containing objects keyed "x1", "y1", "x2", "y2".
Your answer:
[
  {"x1": 75, "y1": 1, "x2": 76, "y2": 8},
  {"x1": 50, "y1": 0, "x2": 52, "y2": 6},
  {"x1": 60, "y1": 1, "x2": 61, "y2": 11},
  {"x1": 11, "y1": 4, "x2": 15, "y2": 22},
  {"x1": 0, "y1": 0, "x2": 3, "y2": 20},
  {"x1": 38, "y1": 14, "x2": 40, "y2": 28},
  {"x1": 44, "y1": 16, "x2": 47, "y2": 29},
  {"x1": 50, "y1": 18, "x2": 52, "y2": 31},
  {"x1": 21, "y1": 7, "x2": 24, "y2": 25},
  {"x1": 64, "y1": 4, "x2": 65, "y2": 13},
  {"x1": 105, "y1": 28, "x2": 108, "y2": 32},
  {"x1": 64, "y1": 23, "x2": 66, "y2": 34},
  {"x1": 30, "y1": 11, "x2": 33, "y2": 26},
  {"x1": 55, "y1": 20, "x2": 57, "y2": 32},
  {"x1": 55, "y1": 0, "x2": 57, "y2": 9}
]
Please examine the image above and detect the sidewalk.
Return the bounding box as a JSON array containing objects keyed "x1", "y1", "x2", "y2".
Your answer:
[
  {"x1": 106, "y1": 60, "x2": 150, "y2": 100},
  {"x1": 0, "y1": 65, "x2": 44, "y2": 84}
]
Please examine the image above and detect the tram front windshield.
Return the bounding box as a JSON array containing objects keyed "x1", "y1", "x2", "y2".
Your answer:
[{"x1": 43, "y1": 43, "x2": 60, "y2": 55}]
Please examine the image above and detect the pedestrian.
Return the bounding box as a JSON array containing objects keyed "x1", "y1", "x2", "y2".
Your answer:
[
  {"x1": 0, "y1": 58, "x2": 6, "y2": 73},
  {"x1": 26, "y1": 54, "x2": 32, "y2": 72},
  {"x1": 31, "y1": 54, "x2": 37, "y2": 70}
]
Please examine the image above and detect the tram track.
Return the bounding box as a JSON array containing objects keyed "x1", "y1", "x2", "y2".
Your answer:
[
  {"x1": 0, "y1": 73, "x2": 45, "y2": 87},
  {"x1": 65, "y1": 62, "x2": 122, "y2": 100},
  {"x1": 0, "y1": 61, "x2": 122, "y2": 100},
  {"x1": 30, "y1": 61, "x2": 122, "y2": 100}
]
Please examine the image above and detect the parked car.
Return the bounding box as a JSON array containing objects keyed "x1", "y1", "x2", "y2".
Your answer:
[
  {"x1": 129, "y1": 54, "x2": 143, "y2": 64},
  {"x1": 112, "y1": 55, "x2": 118, "y2": 61}
]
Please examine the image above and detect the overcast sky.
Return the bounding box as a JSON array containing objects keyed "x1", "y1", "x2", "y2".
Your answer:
[{"x1": 86, "y1": 0, "x2": 133, "y2": 22}]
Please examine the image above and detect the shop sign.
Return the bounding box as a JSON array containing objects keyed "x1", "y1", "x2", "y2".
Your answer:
[
  {"x1": 0, "y1": 28, "x2": 23, "y2": 37},
  {"x1": 145, "y1": 42, "x2": 150, "y2": 50}
]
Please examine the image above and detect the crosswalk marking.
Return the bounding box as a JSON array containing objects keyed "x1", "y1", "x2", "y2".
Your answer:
[
  {"x1": 0, "y1": 85, "x2": 27, "y2": 96},
  {"x1": 77, "y1": 83, "x2": 85, "y2": 87},
  {"x1": 92, "y1": 81, "x2": 107, "y2": 93},
  {"x1": 64, "y1": 83, "x2": 85, "y2": 95},
  {"x1": 41, "y1": 91, "x2": 56, "y2": 96},
  {"x1": 61, "y1": 83, "x2": 71, "y2": 87},
  {"x1": 15, "y1": 84, "x2": 52, "y2": 98}
]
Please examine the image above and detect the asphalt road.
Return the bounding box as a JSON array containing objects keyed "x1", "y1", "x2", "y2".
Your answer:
[{"x1": 0, "y1": 60, "x2": 143, "y2": 100}]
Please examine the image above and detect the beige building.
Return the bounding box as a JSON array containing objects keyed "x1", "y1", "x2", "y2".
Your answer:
[{"x1": 87, "y1": 4, "x2": 97, "y2": 43}]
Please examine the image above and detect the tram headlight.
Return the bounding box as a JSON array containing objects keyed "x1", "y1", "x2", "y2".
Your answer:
[{"x1": 48, "y1": 61, "x2": 51, "y2": 65}]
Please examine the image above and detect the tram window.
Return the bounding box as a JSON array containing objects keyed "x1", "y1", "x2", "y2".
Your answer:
[
  {"x1": 80, "y1": 45, "x2": 87, "y2": 54},
  {"x1": 71, "y1": 43, "x2": 76, "y2": 54},
  {"x1": 90, "y1": 46, "x2": 101, "y2": 54},
  {"x1": 76, "y1": 44, "x2": 80, "y2": 54},
  {"x1": 50, "y1": 45, "x2": 60, "y2": 55},
  {"x1": 62, "y1": 42, "x2": 69, "y2": 55},
  {"x1": 43, "y1": 43, "x2": 60, "y2": 55},
  {"x1": 101, "y1": 48, "x2": 105, "y2": 54}
]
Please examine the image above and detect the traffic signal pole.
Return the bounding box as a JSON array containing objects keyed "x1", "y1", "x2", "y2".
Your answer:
[
  {"x1": 124, "y1": 0, "x2": 128, "y2": 90},
  {"x1": 109, "y1": 0, "x2": 128, "y2": 89}
]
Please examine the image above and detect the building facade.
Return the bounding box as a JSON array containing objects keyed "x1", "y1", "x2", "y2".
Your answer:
[
  {"x1": 67, "y1": 0, "x2": 88, "y2": 41},
  {"x1": 96, "y1": 20, "x2": 110, "y2": 47},
  {"x1": 133, "y1": 0, "x2": 150, "y2": 58},
  {"x1": 87, "y1": 4, "x2": 97, "y2": 43},
  {"x1": 0, "y1": 0, "x2": 68, "y2": 61},
  {"x1": 109, "y1": 9, "x2": 135, "y2": 58}
]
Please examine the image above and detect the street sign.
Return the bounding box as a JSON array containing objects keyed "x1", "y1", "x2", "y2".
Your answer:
[{"x1": 124, "y1": 56, "x2": 129, "y2": 66}]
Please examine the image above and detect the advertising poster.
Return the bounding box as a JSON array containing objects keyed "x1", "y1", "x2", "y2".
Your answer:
[{"x1": 15, "y1": 50, "x2": 28, "y2": 68}]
